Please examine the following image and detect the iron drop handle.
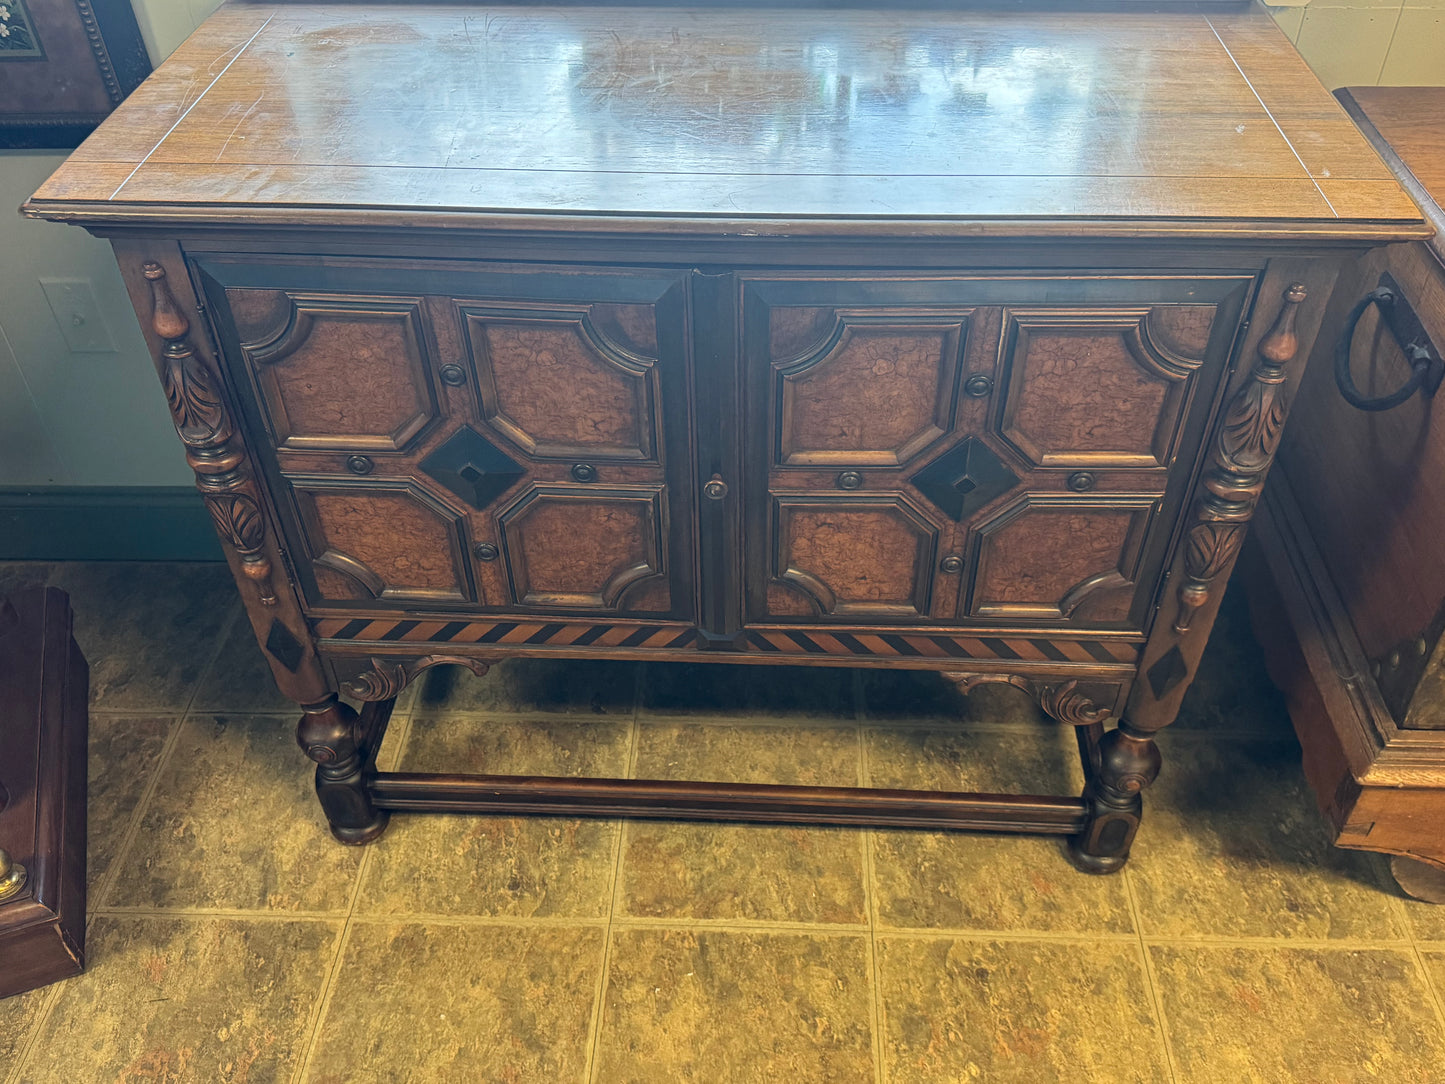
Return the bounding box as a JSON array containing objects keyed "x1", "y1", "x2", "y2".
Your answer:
[{"x1": 1334, "y1": 276, "x2": 1445, "y2": 412}]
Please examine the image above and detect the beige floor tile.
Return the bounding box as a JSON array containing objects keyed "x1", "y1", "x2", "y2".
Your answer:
[
  {"x1": 639, "y1": 661, "x2": 855, "y2": 719},
  {"x1": 356, "y1": 716, "x2": 630, "y2": 917},
  {"x1": 305, "y1": 921, "x2": 604, "y2": 1084},
  {"x1": 595, "y1": 928, "x2": 875, "y2": 1083},
  {"x1": 878, "y1": 936, "x2": 1169, "y2": 1083},
  {"x1": 1402, "y1": 894, "x2": 1445, "y2": 942},
  {"x1": 0, "y1": 988, "x2": 48, "y2": 1067},
  {"x1": 86, "y1": 715, "x2": 176, "y2": 889},
  {"x1": 411, "y1": 656, "x2": 638, "y2": 715},
  {"x1": 191, "y1": 611, "x2": 302, "y2": 714},
  {"x1": 618, "y1": 721, "x2": 867, "y2": 924},
  {"x1": 1151, "y1": 944, "x2": 1445, "y2": 1084},
  {"x1": 866, "y1": 724, "x2": 1135, "y2": 934},
  {"x1": 46, "y1": 562, "x2": 237, "y2": 711},
  {"x1": 18, "y1": 915, "x2": 340, "y2": 1084},
  {"x1": 1421, "y1": 950, "x2": 1445, "y2": 1014},
  {"x1": 1128, "y1": 735, "x2": 1403, "y2": 940},
  {"x1": 105, "y1": 714, "x2": 363, "y2": 912}
]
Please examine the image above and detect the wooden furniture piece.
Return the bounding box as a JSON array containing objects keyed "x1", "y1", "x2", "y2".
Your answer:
[
  {"x1": 1245, "y1": 86, "x2": 1445, "y2": 902},
  {"x1": 24, "y1": 2, "x2": 1427, "y2": 873},
  {"x1": 0, "y1": 588, "x2": 89, "y2": 999}
]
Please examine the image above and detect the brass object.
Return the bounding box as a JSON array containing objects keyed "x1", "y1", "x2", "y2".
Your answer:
[
  {"x1": 963, "y1": 373, "x2": 994, "y2": 397},
  {"x1": 1068, "y1": 471, "x2": 1097, "y2": 492},
  {"x1": 439, "y1": 363, "x2": 467, "y2": 386},
  {"x1": 571, "y1": 463, "x2": 598, "y2": 483},
  {"x1": 0, "y1": 848, "x2": 26, "y2": 902},
  {"x1": 473, "y1": 541, "x2": 499, "y2": 561},
  {"x1": 940, "y1": 555, "x2": 964, "y2": 574},
  {"x1": 346, "y1": 454, "x2": 374, "y2": 475},
  {"x1": 704, "y1": 476, "x2": 728, "y2": 500},
  {"x1": 837, "y1": 470, "x2": 863, "y2": 490}
]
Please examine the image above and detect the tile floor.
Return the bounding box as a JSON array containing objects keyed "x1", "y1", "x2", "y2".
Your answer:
[{"x1": 2, "y1": 560, "x2": 1444, "y2": 1083}]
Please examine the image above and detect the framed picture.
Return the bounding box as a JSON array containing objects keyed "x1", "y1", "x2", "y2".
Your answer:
[{"x1": 0, "y1": 0, "x2": 150, "y2": 149}]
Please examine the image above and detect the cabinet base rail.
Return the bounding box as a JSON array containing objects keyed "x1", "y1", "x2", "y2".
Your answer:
[{"x1": 368, "y1": 772, "x2": 1089, "y2": 833}]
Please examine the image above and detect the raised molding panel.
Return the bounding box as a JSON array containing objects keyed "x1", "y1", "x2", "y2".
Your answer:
[
  {"x1": 968, "y1": 493, "x2": 1160, "y2": 624},
  {"x1": 498, "y1": 485, "x2": 670, "y2": 611},
  {"x1": 459, "y1": 302, "x2": 662, "y2": 461},
  {"x1": 232, "y1": 290, "x2": 439, "y2": 451},
  {"x1": 771, "y1": 310, "x2": 969, "y2": 466},
  {"x1": 289, "y1": 476, "x2": 473, "y2": 605},
  {"x1": 770, "y1": 494, "x2": 939, "y2": 619},
  {"x1": 994, "y1": 306, "x2": 1212, "y2": 469}
]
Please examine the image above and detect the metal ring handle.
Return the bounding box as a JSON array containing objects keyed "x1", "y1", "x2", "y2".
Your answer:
[{"x1": 1334, "y1": 287, "x2": 1437, "y2": 412}]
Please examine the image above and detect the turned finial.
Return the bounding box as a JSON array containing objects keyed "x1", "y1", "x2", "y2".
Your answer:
[
  {"x1": 143, "y1": 260, "x2": 191, "y2": 342},
  {"x1": 1259, "y1": 282, "x2": 1307, "y2": 366}
]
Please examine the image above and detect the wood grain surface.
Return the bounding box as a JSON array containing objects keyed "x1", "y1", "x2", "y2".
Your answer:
[{"x1": 22, "y1": 2, "x2": 1425, "y2": 238}]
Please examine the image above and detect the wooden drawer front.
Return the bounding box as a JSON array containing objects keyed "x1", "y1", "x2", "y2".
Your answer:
[
  {"x1": 199, "y1": 259, "x2": 694, "y2": 619},
  {"x1": 742, "y1": 275, "x2": 1249, "y2": 629}
]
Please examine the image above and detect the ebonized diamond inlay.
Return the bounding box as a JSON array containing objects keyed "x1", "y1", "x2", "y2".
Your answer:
[
  {"x1": 265, "y1": 619, "x2": 305, "y2": 673},
  {"x1": 1147, "y1": 645, "x2": 1189, "y2": 699},
  {"x1": 910, "y1": 437, "x2": 1019, "y2": 521},
  {"x1": 419, "y1": 426, "x2": 526, "y2": 510}
]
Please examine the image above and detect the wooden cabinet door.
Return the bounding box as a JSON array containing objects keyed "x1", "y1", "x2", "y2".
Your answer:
[
  {"x1": 739, "y1": 274, "x2": 1252, "y2": 631},
  {"x1": 195, "y1": 257, "x2": 695, "y2": 620}
]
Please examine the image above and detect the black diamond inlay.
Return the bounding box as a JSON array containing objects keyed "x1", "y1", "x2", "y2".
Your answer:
[
  {"x1": 419, "y1": 426, "x2": 525, "y2": 510},
  {"x1": 910, "y1": 437, "x2": 1019, "y2": 521},
  {"x1": 265, "y1": 619, "x2": 304, "y2": 673},
  {"x1": 1147, "y1": 645, "x2": 1189, "y2": 699}
]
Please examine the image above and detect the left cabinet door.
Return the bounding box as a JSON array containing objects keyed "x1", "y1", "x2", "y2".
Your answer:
[{"x1": 193, "y1": 257, "x2": 696, "y2": 621}]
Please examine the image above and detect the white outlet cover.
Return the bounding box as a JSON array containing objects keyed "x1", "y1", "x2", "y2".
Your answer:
[{"x1": 39, "y1": 278, "x2": 119, "y2": 354}]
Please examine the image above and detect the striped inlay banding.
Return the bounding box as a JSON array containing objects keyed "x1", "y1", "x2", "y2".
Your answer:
[{"x1": 313, "y1": 616, "x2": 1140, "y2": 664}]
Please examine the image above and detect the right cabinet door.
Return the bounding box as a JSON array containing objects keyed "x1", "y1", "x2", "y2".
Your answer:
[{"x1": 740, "y1": 274, "x2": 1253, "y2": 631}]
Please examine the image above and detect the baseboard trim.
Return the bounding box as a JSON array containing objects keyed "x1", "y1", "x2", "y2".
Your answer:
[{"x1": 0, "y1": 486, "x2": 223, "y2": 561}]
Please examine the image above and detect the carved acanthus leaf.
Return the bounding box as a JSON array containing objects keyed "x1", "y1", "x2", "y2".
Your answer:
[
  {"x1": 942, "y1": 672, "x2": 1112, "y2": 726},
  {"x1": 344, "y1": 655, "x2": 492, "y2": 702}
]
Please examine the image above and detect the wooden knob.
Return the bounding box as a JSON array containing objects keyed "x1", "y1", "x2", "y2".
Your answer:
[{"x1": 0, "y1": 848, "x2": 27, "y2": 902}]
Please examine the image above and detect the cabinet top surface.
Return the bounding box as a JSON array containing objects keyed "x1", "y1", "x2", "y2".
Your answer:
[{"x1": 24, "y1": 1, "x2": 1428, "y2": 240}]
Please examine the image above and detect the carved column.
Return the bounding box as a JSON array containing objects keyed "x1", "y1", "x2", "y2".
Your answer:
[
  {"x1": 1069, "y1": 281, "x2": 1310, "y2": 874},
  {"x1": 142, "y1": 261, "x2": 277, "y2": 608},
  {"x1": 297, "y1": 694, "x2": 389, "y2": 844}
]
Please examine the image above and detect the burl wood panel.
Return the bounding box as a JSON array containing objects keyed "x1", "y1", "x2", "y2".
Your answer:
[
  {"x1": 997, "y1": 308, "x2": 1209, "y2": 469},
  {"x1": 462, "y1": 307, "x2": 659, "y2": 460},
  {"x1": 772, "y1": 499, "x2": 936, "y2": 618},
  {"x1": 233, "y1": 290, "x2": 438, "y2": 451},
  {"x1": 292, "y1": 481, "x2": 471, "y2": 604},
  {"x1": 775, "y1": 316, "x2": 966, "y2": 465},
  {"x1": 500, "y1": 489, "x2": 669, "y2": 611},
  {"x1": 970, "y1": 499, "x2": 1155, "y2": 623}
]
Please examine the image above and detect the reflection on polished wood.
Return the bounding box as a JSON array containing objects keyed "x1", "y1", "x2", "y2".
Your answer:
[{"x1": 24, "y1": 2, "x2": 1425, "y2": 238}]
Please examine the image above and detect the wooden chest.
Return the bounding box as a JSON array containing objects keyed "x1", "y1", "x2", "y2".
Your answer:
[
  {"x1": 1248, "y1": 86, "x2": 1445, "y2": 901},
  {"x1": 24, "y1": 2, "x2": 1427, "y2": 873}
]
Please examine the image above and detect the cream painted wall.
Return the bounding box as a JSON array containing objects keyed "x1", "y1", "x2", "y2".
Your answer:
[
  {"x1": 0, "y1": 0, "x2": 223, "y2": 486},
  {"x1": 0, "y1": 0, "x2": 1442, "y2": 488}
]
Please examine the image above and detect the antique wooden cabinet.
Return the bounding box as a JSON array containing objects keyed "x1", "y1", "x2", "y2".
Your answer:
[
  {"x1": 24, "y1": 1, "x2": 1428, "y2": 872},
  {"x1": 1247, "y1": 86, "x2": 1445, "y2": 901}
]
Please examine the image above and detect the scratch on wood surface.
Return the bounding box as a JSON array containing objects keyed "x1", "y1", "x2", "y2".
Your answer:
[{"x1": 216, "y1": 94, "x2": 265, "y2": 162}]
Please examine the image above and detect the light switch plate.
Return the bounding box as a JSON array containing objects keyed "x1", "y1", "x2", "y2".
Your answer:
[{"x1": 39, "y1": 278, "x2": 118, "y2": 354}]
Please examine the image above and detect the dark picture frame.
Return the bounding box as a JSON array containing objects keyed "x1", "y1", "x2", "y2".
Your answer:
[{"x1": 0, "y1": 0, "x2": 151, "y2": 149}]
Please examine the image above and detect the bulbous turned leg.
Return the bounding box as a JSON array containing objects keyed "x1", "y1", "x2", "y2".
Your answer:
[
  {"x1": 1067, "y1": 721, "x2": 1162, "y2": 875},
  {"x1": 297, "y1": 694, "x2": 389, "y2": 845}
]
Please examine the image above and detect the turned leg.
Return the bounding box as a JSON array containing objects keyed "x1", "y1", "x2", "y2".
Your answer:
[
  {"x1": 1067, "y1": 721, "x2": 1162, "y2": 874},
  {"x1": 296, "y1": 694, "x2": 389, "y2": 845}
]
